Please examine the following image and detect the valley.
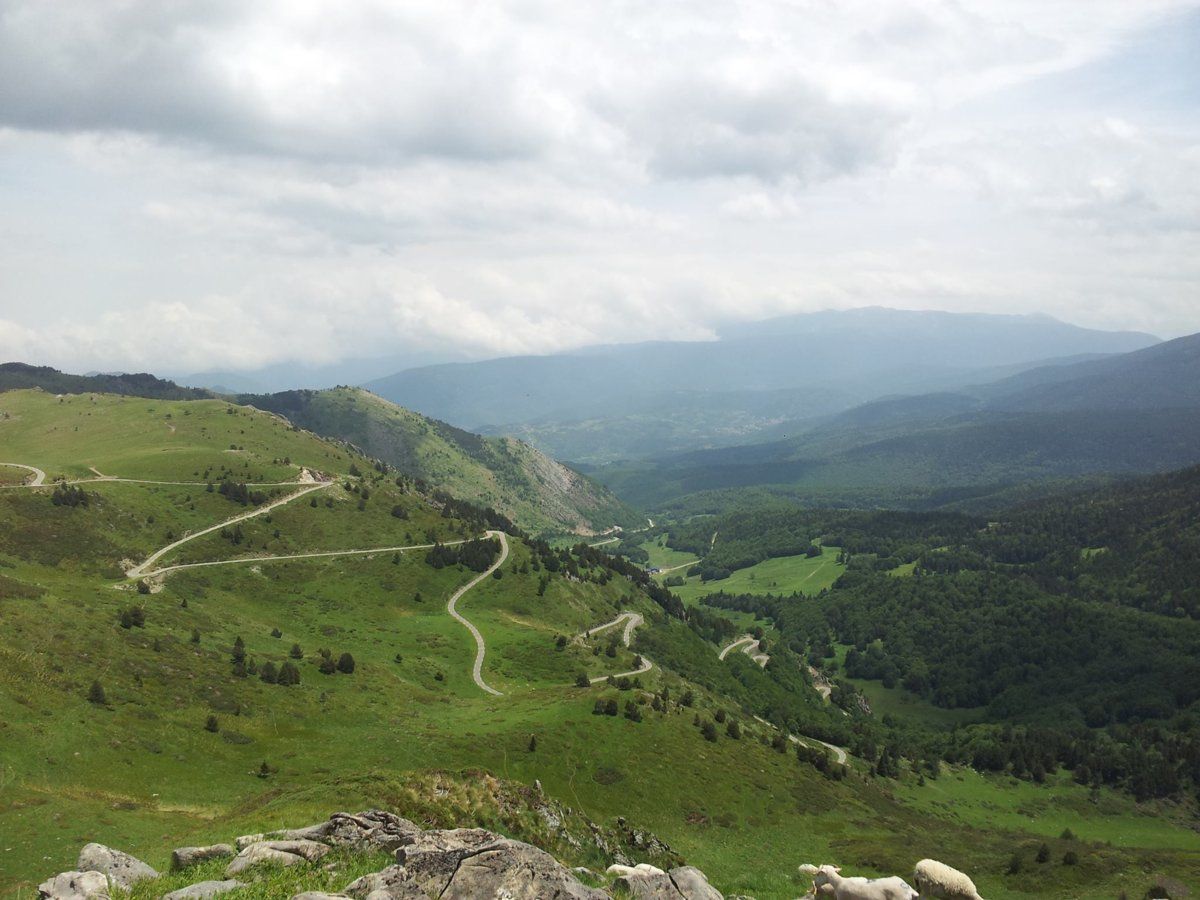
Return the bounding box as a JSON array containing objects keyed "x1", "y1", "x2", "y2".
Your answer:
[{"x1": 3, "y1": 358, "x2": 1200, "y2": 900}]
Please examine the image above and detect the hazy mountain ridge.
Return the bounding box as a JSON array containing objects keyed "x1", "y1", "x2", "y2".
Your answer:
[
  {"x1": 364, "y1": 308, "x2": 1158, "y2": 462},
  {"x1": 595, "y1": 332, "x2": 1200, "y2": 509}
]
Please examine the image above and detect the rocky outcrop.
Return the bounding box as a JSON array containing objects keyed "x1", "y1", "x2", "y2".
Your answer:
[
  {"x1": 171, "y1": 845, "x2": 235, "y2": 871},
  {"x1": 225, "y1": 840, "x2": 331, "y2": 876},
  {"x1": 610, "y1": 864, "x2": 722, "y2": 899},
  {"x1": 76, "y1": 843, "x2": 158, "y2": 890},
  {"x1": 37, "y1": 871, "x2": 110, "y2": 900},
  {"x1": 161, "y1": 880, "x2": 245, "y2": 900},
  {"x1": 35, "y1": 810, "x2": 721, "y2": 900}
]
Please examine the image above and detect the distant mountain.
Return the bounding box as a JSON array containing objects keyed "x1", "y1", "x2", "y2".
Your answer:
[
  {"x1": 237, "y1": 387, "x2": 640, "y2": 534},
  {"x1": 365, "y1": 308, "x2": 1158, "y2": 462},
  {"x1": 0, "y1": 362, "x2": 211, "y2": 400},
  {"x1": 597, "y1": 331, "x2": 1200, "y2": 510}
]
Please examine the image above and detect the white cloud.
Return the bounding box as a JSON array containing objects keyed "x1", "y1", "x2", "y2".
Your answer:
[{"x1": 0, "y1": 0, "x2": 1198, "y2": 375}]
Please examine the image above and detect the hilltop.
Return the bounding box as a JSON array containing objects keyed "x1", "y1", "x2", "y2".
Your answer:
[{"x1": 235, "y1": 387, "x2": 639, "y2": 535}]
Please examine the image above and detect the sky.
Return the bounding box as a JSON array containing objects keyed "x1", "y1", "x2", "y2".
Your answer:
[{"x1": 0, "y1": 0, "x2": 1198, "y2": 376}]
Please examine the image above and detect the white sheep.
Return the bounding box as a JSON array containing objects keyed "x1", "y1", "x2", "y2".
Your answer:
[
  {"x1": 811, "y1": 864, "x2": 919, "y2": 900},
  {"x1": 913, "y1": 858, "x2": 983, "y2": 900},
  {"x1": 798, "y1": 864, "x2": 835, "y2": 897}
]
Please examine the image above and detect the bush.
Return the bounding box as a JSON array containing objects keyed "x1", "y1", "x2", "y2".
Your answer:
[
  {"x1": 278, "y1": 662, "x2": 301, "y2": 686},
  {"x1": 259, "y1": 662, "x2": 278, "y2": 684},
  {"x1": 319, "y1": 657, "x2": 337, "y2": 675},
  {"x1": 1062, "y1": 851, "x2": 1078, "y2": 866},
  {"x1": 136, "y1": 580, "x2": 151, "y2": 596},
  {"x1": 87, "y1": 680, "x2": 106, "y2": 705},
  {"x1": 575, "y1": 672, "x2": 591, "y2": 688},
  {"x1": 204, "y1": 715, "x2": 219, "y2": 733},
  {"x1": 289, "y1": 643, "x2": 303, "y2": 659},
  {"x1": 337, "y1": 652, "x2": 356, "y2": 674}
]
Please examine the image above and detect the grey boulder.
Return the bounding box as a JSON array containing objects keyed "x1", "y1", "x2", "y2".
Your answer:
[
  {"x1": 395, "y1": 829, "x2": 607, "y2": 899},
  {"x1": 290, "y1": 894, "x2": 352, "y2": 900},
  {"x1": 225, "y1": 840, "x2": 329, "y2": 876},
  {"x1": 161, "y1": 879, "x2": 244, "y2": 900},
  {"x1": 77, "y1": 844, "x2": 159, "y2": 890},
  {"x1": 616, "y1": 866, "x2": 723, "y2": 899},
  {"x1": 170, "y1": 845, "x2": 235, "y2": 871},
  {"x1": 343, "y1": 865, "x2": 431, "y2": 899},
  {"x1": 37, "y1": 871, "x2": 110, "y2": 900},
  {"x1": 236, "y1": 811, "x2": 419, "y2": 855}
]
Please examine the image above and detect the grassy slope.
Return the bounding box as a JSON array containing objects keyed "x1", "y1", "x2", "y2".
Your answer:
[
  {"x1": 0, "y1": 390, "x2": 1197, "y2": 899},
  {"x1": 666, "y1": 547, "x2": 844, "y2": 605},
  {"x1": 238, "y1": 388, "x2": 640, "y2": 535}
]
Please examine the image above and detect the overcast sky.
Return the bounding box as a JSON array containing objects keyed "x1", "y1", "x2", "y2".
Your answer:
[{"x1": 1, "y1": 0, "x2": 1198, "y2": 376}]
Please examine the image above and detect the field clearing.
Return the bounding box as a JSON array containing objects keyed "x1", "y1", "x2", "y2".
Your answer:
[
  {"x1": 666, "y1": 547, "x2": 844, "y2": 603},
  {"x1": 639, "y1": 535, "x2": 698, "y2": 571}
]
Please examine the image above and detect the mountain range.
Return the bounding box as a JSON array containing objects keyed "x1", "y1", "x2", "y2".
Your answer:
[
  {"x1": 361, "y1": 308, "x2": 1159, "y2": 463},
  {"x1": 597, "y1": 332, "x2": 1200, "y2": 510}
]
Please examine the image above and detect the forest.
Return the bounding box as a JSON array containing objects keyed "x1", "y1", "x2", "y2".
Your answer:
[{"x1": 694, "y1": 467, "x2": 1200, "y2": 802}]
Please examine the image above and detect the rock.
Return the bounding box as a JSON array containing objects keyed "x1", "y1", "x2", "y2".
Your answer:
[
  {"x1": 343, "y1": 866, "x2": 430, "y2": 899},
  {"x1": 77, "y1": 843, "x2": 159, "y2": 890},
  {"x1": 439, "y1": 839, "x2": 608, "y2": 899},
  {"x1": 224, "y1": 840, "x2": 329, "y2": 876},
  {"x1": 291, "y1": 893, "x2": 352, "y2": 900},
  {"x1": 665, "y1": 866, "x2": 723, "y2": 900},
  {"x1": 161, "y1": 879, "x2": 244, "y2": 900},
  {"x1": 170, "y1": 845, "x2": 235, "y2": 871},
  {"x1": 324, "y1": 811, "x2": 421, "y2": 853},
  {"x1": 37, "y1": 871, "x2": 110, "y2": 900},
  {"x1": 394, "y1": 828, "x2": 501, "y2": 895},
  {"x1": 234, "y1": 834, "x2": 265, "y2": 851},
  {"x1": 237, "y1": 811, "x2": 420, "y2": 855},
  {"x1": 615, "y1": 866, "x2": 723, "y2": 899}
]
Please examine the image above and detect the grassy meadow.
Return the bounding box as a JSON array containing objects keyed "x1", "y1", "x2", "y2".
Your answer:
[{"x1": 1, "y1": 389, "x2": 1198, "y2": 899}]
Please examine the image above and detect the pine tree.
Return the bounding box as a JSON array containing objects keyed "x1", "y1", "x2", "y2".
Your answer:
[
  {"x1": 701, "y1": 720, "x2": 718, "y2": 742},
  {"x1": 319, "y1": 656, "x2": 337, "y2": 675},
  {"x1": 289, "y1": 643, "x2": 303, "y2": 660},
  {"x1": 257, "y1": 761, "x2": 270, "y2": 779},
  {"x1": 190, "y1": 628, "x2": 201, "y2": 644},
  {"x1": 259, "y1": 661, "x2": 278, "y2": 684},
  {"x1": 337, "y1": 652, "x2": 356, "y2": 674},
  {"x1": 204, "y1": 715, "x2": 219, "y2": 733},
  {"x1": 575, "y1": 672, "x2": 591, "y2": 688},
  {"x1": 528, "y1": 735, "x2": 538, "y2": 752}
]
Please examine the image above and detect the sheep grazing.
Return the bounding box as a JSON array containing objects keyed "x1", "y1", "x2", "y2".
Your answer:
[
  {"x1": 808, "y1": 864, "x2": 919, "y2": 900},
  {"x1": 798, "y1": 864, "x2": 835, "y2": 897},
  {"x1": 913, "y1": 858, "x2": 984, "y2": 900}
]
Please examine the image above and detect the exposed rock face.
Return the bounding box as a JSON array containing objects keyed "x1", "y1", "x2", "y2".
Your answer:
[
  {"x1": 237, "y1": 811, "x2": 421, "y2": 855},
  {"x1": 225, "y1": 840, "x2": 330, "y2": 876},
  {"x1": 161, "y1": 879, "x2": 244, "y2": 900},
  {"x1": 37, "y1": 871, "x2": 110, "y2": 900},
  {"x1": 76, "y1": 843, "x2": 159, "y2": 890},
  {"x1": 170, "y1": 845, "x2": 235, "y2": 871},
  {"x1": 36, "y1": 809, "x2": 718, "y2": 900},
  {"x1": 615, "y1": 865, "x2": 723, "y2": 899}
]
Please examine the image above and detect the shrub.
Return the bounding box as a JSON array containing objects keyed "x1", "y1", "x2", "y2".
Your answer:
[
  {"x1": 1062, "y1": 851, "x2": 1078, "y2": 866},
  {"x1": 701, "y1": 721, "x2": 718, "y2": 742},
  {"x1": 289, "y1": 643, "x2": 303, "y2": 660},
  {"x1": 204, "y1": 715, "x2": 219, "y2": 733},
  {"x1": 337, "y1": 652, "x2": 356, "y2": 674},
  {"x1": 259, "y1": 661, "x2": 278, "y2": 684},
  {"x1": 319, "y1": 656, "x2": 337, "y2": 675},
  {"x1": 278, "y1": 662, "x2": 300, "y2": 686},
  {"x1": 87, "y1": 680, "x2": 107, "y2": 705},
  {"x1": 575, "y1": 672, "x2": 591, "y2": 688}
]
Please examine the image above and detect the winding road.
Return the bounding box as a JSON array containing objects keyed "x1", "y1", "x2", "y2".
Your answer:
[
  {"x1": 581, "y1": 611, "x2": 653, "y2": 684},
  {"x1": 446, "y1": 530, "x2": 509, "y2": 697},
  {"x1": 126, "y1": 482, "x2": 331, "y2": 578},
  {"x1": 719, "y1": 634, "x2": 757, "y2": 660},
  {"x1": 144, "y1": 538, "x2": 470, "y2": 578},
  {"x1": 0, "y1": 463, "x2": 45, "y2": 486}
]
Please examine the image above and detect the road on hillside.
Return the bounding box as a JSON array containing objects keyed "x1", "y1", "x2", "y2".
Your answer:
[
  {"x1": 0, "y1": 463, "x2": 46, "y2": 486},
  {"x1": 144, "y1": 538, "x2": 470, "y2": 578},
  {"x1": 446, "y1": 530, "x2": 509, "y2": 697},
  {"x1": 752, "y1": 714, "x2": 850, "y2": 766},
  {"x1": 126, "y1": 482, "x2": 331, "y2": 578},
  {"x1": 718, "y1": 634, "x2": 757, "y2": 660},
  {"x1": 581, "y1": 612, "x2": 653, "y2": 684}
]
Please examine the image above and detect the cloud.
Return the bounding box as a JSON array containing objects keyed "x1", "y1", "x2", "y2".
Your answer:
[{"x1": 0, "y1": 0, "x2": 1198, "y2": 376}]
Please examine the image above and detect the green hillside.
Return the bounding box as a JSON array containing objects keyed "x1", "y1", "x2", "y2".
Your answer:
[
  {"x1": 1, "y1": 389, "x2": 1198, "y2": 899},
  {"x1": 236, "y1": 387, "x2": 640, "y2": 536}
]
